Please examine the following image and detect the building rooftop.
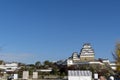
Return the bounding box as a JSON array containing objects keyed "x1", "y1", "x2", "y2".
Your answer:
[{"x1": 68, "y1": 70, "x2": 92, "y2": 76}]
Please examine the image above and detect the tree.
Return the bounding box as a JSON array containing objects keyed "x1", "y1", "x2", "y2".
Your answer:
[
  {"x1": 35, "y1": 61, "x2": 41, "y2": 69},
  {"x1": 112, "y1": 42, "x2": 120, "y2": 72},
  {"x1": 0, "y1": 60, "x2": 4, "y2": 65},
  {"x1": 44, "y1": 60, "x2": 50, "y2": 65}
]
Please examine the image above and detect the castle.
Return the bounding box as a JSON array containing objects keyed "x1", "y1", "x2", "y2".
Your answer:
[
  {"x1": 67, "y1": 43, "x2": 116, "y2": 70},
  {"x1": 72, "y1": 43, "x2": 94, "y2": 62}
]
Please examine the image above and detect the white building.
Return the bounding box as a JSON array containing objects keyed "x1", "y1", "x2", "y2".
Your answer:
[
  {"x1": 0, "y1": 62, "x2": 18, "y2": 72},
  {"x1": 36, "y1": 68, "x2": 52, "y2": 72},
  {"x1": 110, "y1": 62, "x2": 116, "y2": 70},
  {"x1": 80, "y1": 43, "x2": 95, "y2": 61},
  {"x1": 67, "y1": 43, "x2": 95, "y2": 66},
  {"x1": 67, "y1": 43, "x2": 116, "y2": 70},
  {"x1": 68, "y1": 70, "x2": 92, "y2": 80}
]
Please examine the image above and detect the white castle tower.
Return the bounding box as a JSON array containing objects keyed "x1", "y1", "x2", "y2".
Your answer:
[
  {"x1": 67, "y1": 43, "x2": 95, "y2": 66},
  {"x1": 80, "y1": 43, "x2": 95, "y2": 61},
  {"x1": 72, "y1": 52, "x2": 80, "y2": 61}
]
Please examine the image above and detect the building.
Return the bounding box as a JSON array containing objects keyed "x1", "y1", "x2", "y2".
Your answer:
[
  {"x1": 68, "y1": 70, "x2": 92, "y2": 80},
  {"x1": 67, "y1": 43, "x2": 116, "y2": 70},
  {"x1": 110, "y1": 62, "x2": 116, "y2": 70},
  {"x1": 0, "y1": 62, "x2": 18, "y2": 72},
  {"x1": 80, "y1": 43, "x2": 95, "y2": 61},
  {"x1": 36, "y1": 68, "x2": 52, "y2": 72},
  {"x1": 67, "y1": 43, "x2": 95, "y2": 66},
  {"x1": 67, "y1": 43, "x2": 95, "y2": 65}
]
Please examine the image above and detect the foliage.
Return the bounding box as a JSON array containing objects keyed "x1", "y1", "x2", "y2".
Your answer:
[
  {"x1": 16, "y1": 60, "x2": 68, "y2": 78},
  {"x1": 0, "y1": 60, "x2": 4, "y2": 65},
  {"x1": 35, "y1": 61, "x2": 41, "y2": 69},
  {"x1": 44, "y1": 60, "x2": 53, "y2": 66},
  {"x1": 112, "y1": 42, "x2": 120, "y2": 72}
]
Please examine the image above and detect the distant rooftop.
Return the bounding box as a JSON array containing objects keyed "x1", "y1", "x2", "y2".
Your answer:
[{"x1": 68, "y1": 70, "x2": 92, "y2": 76}]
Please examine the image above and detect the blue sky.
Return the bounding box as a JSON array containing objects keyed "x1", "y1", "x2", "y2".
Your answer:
[{"x1": 0, "y1": 0, "x2": 120, "y2": 63}]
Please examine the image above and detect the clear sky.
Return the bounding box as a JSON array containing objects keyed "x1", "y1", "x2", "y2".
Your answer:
[{"x1": 0, "y1": 0, "x2": 120, "y2": 64}]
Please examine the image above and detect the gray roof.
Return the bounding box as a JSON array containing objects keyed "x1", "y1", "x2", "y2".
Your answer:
[{"x1": 68, "y1": 70, "x2": 92, "y2": 76}]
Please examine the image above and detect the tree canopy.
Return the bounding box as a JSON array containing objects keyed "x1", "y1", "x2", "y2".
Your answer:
[{"x1": 113, "y1": 42, "x2": 120, "y2": 72}]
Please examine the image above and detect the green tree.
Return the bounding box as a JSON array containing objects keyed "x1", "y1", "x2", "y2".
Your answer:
[
  {"x1": 35, "y1": 61, "x2": 41, "y2": 69},
  {"x1": 0, "y1": 60, "x2": 4, "y2": 65},
  {"x1": 43, "y1": 60, "x2": 53, "y2": 68},
  {"x1": 44, "y1": 60, "x2": 51, "y2": 65},
  {"x1": 113, "y1": 42, "x2": 120, "y2": 72}
]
